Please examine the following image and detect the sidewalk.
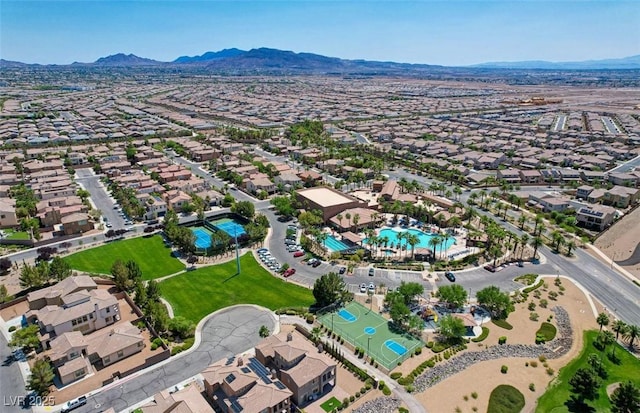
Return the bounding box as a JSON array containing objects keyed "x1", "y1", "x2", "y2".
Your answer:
[{"x1": 585, "y1": 243, "x2": 640, "y2": 284}]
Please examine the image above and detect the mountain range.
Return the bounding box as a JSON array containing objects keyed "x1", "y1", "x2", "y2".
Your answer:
[{"x1": 1, "y1": 48, "x2": 639, "y2": 71}]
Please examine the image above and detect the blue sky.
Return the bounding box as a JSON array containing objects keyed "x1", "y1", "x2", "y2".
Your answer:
[{"x1": 1, "y1": 1, "x2": 638, "y2": 65}]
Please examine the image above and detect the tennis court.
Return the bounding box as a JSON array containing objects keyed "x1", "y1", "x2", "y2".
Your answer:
[
  {"x1": 318, "y1": 301, "x2": 423, "y2": 370},
  {"x1": 211, "y1": 218, "x2": 246, "y2": 237},
  {"x1": 191, "y1": 226, "x2": 214, "y2": 249}
]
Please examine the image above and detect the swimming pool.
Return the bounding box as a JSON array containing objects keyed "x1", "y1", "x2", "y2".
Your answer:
[
  {"x1": 211, "y1": 218, "x2": 246, "y2": 237},
  {"x1": 366, "y1": 228, "x2": 455, "y2": 251},
  {"x1": 324, "y1": 235, "x2": 350, "y2": 252}
]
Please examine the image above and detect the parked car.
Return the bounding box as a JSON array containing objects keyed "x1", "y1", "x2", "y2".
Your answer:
[
  {"x1": 368, "y1": 283, "x2": 375, "y2": 293},
  {"x1": 368, "y1": 268, "x2": 375, "y2": 276},
  {"x1": 293, "y1": 251, "x2": 305, "y2": 258},
  {"x1": 257, "y1": 248, "x2": 268, "y2": 254},
  {"x1": 61, "y1": 396, "x2": 87, "y2": 413},
  {"x1": 360, "y1": 283, "x2": 367, "y2": 293},
  {"x1": 338, "y1": 267, "x2": 346, "y2": 274},
  {"x1": 283, "y1": 268, "x2": 296, "y2": 277},
  {"x1": 484, "y1": 265, "x2": 497, "y2": 273},
  {"x1": 284, "y1": 239, "x2": 297, "y2": 246},
  {"x1": 105, "y1": 223, "x2": 113, "y2": 228},
  {"x1": 312, "y1": 260, "x2": 321, "y2": 267},
  {"x1": 307, "y1": 258, "x2": 318, "y2": 265},
  {"x1": 444, "y1": 272, "x2": 456, "y2": 282}
]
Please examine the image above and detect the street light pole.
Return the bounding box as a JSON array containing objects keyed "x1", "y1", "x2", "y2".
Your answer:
[
  {"x1": 331, "y1": 313, "x2": 334, "y2": 333},
  {"x1": 367, "y1": 336, "x2": 371, "y2": 357},
  {"x1": 235, "y1": 228, "x2": 241, "y2": 274}
]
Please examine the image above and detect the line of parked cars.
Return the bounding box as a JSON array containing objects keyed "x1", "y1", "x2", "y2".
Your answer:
[
  {"x1": 257, "y1": 248, "x2": 282, "y2": 273},
  {"x1": 359, "y1": 282, "x2": 376, "y2": 293}
]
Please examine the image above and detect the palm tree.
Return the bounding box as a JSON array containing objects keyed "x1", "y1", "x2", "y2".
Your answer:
[
  {"x1": 600, "y1": 330, "x2": 615, "y2": 357},
  {"x1": 624, "y1": 325, "x2": 640, "y2": 349},
  {"x1": 518, "y1": 214, "x2": 527, "y2": 230},
  {"x1": 336, "y1": 213, "x2": 343, "y2": 229},
  {"x1": 352, "y1": 213, "x2": 360, "y2": 232},
  {"x1": 533, "y1": 215, "x2": 544, "y2": 236},
  {"x1": 406, "y1": 233, "x2": 419, "y2": 259},
  {"x1": 396, "y1": 231, "x2": 405, "y2": 258},
  {"x1": 612, "y1": 320, "x2": 628, "y2": 341},
  {"x1": 551, "y1": 230, "x2": 564, "y2": 252},
  {"x1": 566, "y1": 240, "x2": 576, "y2": 256},
  {"x1": 345, "y1": 212, "x2": 351, "y2": 229},
  {"x1": 530, "y1": 236, "x2": 543, "y2": 260},
  {"x1": 520, "y1": 234, "x2": 529, "y2": 260},
  {"x1": 468, "y1": 192, "x2": 479, "y2": 205},
  {"x1": 310, "y1": 327, "x2": 322, "y2": 342},
  {"x1": 428, "y1": 236, "x2": 440, "y2": 262},
  {"x1": 597, "y1": 312, "x2": 610, "y2": 332},
  {"x1": 316, "y1": 232, "x2": 328, "y2": 250}
]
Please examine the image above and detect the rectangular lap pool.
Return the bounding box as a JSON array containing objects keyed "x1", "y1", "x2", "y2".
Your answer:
[{"x1": 325, "y1": 235, "x2": 350, "y2": 252}]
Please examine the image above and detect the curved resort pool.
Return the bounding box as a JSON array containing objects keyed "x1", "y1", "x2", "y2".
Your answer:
[{"x1": 365, "y1": 228, "x2": 455, "y2": 251}]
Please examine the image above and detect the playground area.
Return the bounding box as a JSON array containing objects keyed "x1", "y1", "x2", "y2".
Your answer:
[{"x1": 318, "y1": 302, "x2": 423, "y2": 371}]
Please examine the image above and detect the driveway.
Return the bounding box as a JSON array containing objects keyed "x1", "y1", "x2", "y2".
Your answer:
[
  {"x1": 0, "y1": 333, "x2": 26, "y2": 413},
  {"x1": 65, "y1": 305, "x2": 276, "y2": 413}
]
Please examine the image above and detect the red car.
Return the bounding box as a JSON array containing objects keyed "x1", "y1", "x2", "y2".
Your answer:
[
  {"x1": 293, "y1": 251, "x2": 305, "y2": 258},
  {"x1": 283, "y1": 268, "x2": 296, "y2": 277}
]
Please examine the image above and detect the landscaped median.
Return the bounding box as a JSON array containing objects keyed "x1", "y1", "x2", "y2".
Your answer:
[
  {"x1": 158, "y1": 253, "x2": 314, "y2": 324},
  {"x1": 65, "y1": 234, "x2": 185, "y2": 279}
]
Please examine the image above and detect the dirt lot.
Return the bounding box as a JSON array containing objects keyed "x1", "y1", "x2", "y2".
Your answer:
[
  {"x1": 594, "y1": 205, "x2": 640, "y2": 278},
  {"x1": 395, "y1": 277, "x2": 599, "y2": 413}
]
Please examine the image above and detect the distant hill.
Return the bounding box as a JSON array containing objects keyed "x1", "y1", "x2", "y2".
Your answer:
[
  {"x1": 89, "y1": 53, "x2": 162, "y2": 66},
  {"x1": 0, "y1": 59, "x2": 31, "y2": 68},
  {"x1": 473, "y1": 55, "x2": 640, "y2": 70},
  {"x1": 174, "y1": 48, "x2": 245, "y2": 63}
]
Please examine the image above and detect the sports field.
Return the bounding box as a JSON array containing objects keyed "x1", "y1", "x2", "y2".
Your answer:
[{"x1": 318, "y1": 301, "x2": 423, "y2": 370}]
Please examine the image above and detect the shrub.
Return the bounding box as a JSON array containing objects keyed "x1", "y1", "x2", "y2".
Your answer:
[
  {"x1": 342, "y1": 398, "x2": 349, "y2": 407},
  {"x1": 463, "y1": 395, "x2": 469, "y2": 401},
  {"x1": 523, "y1": 280, "x2": 544, "y2": 293},
  {"x1": 390, "y1": 372, "x2": 403, "y2": 380},
  {"x1": 306, "y1": 314, "x2": 314, "y2": 324},
  {"x1": 501, "y1": 365, "x2": 508, "y2": 374},
  {"x1": 529, "y1": 383, "x2": 536, "y2": 391},
  {"x1": 8, "y1": 326, "x2": 16, "y2": 332},
  {"x1": 399, "y1": 408, "x2": 409, "y2": 413},
  {"x1": 378, "y1": 380, "x2": 385, "y2": 390},
  {"x1": 351, "y1": 394, "x2": 356, "y2": 401},
  {"x1": 414, "y1": 347, "x2": 422, "y2": 355},
  {"x1": 546, "y1": 367, "x2": 555, "y2": 376},
  {"x1": 530, "y1": 312, "x2": 539, "y2": 321},
  {"x1": 538, "y1": 355, "x2": 546, "y2": 362},
  {"x1": 472, "y1": 327, "x2": 490, "y2": 342},
  {"x1": 498, "y1": 336, "x2": 507, "y2": 345},
  {"x1": 426, "y1": 341, "x2": 434, "y2": 348},
  {"x1": 382, "y1": 387, "x2": 392, "y2": 396},
  {"x1": 471, "y1": 391, "x2": 478, "y2": 399},
  {"x1": 365, "y1": 382, "x2": 372, "y2": 390},
  {"x1": 492, "y1": 319, "x2": 513, "y2": 330},
  {"x1": 530, "y1": 361, "x2": 538, "y2": 368},
  {"x1": 405, "y1": 384, "x2": 415, "y2": 393},
  {"x1": 525, "y1": 362, "x2": 529, "y2": 367},
  {"x1": 472, "y1": 408, "x2": 478, "y2": 412},
  {"x1": 539, "y1": 299, "x2": 548, "y2": 308},
  {"x1": 548, "y1": 291, "x2": 558, "y2": 301},
  {"x1": 528, "y1": 302, "x2": 536, "y2": 311},
  {"x1": 360, "y1": 386, "x2": 366, "y2": 394}
]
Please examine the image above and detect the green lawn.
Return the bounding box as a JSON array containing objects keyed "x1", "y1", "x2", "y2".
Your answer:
[
  {"x1": 158, "y1": 253, "x2": 314, "y2": 324},
  {"x1": 536, "y1": 330, "x2": 640, "y2": 413},
  {"x1": 320, "y1": 397, "x2": 342, "y2": 412},
  {"x1": 488, "y1": 385, "x2": 525, "y2": 413},
  {"x1": 536, "y1": 322, "x2": 557, "y2": 342},
  {"x1": 65, "y1": 235, "x2": 185, "y2": 279},
  {"x1": 5, "y1": 229, "x2": 30, "y2": 240}
]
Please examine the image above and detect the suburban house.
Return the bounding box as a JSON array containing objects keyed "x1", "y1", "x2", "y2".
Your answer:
[
  {"x1": 47, "y1": 321, "x2": 144, "y2": 385},
  {"x1": 496, "y1": 169, "x2": 521, "y2": 183},
  {"x1": 144, "y1": 195, "x2": 168, "y2": 220},
  {"x1": 60, "y1": 212, "x2": 94, "y2": 235},
  {"x1": 141, "y1": 385, "x2": 214, "y2": 413},
  {"x1": 576, "y1": 205, "x2": 616, "y2": 231},
  {"x1": 576, "y1": 185, "x2": 594, "y2": 200},
  {"x1": 0, "y1": 199, "x2": 18, "y2": 228},
  {"x1": 528, "y1": 194, "x2": 570, "y2": 212},
  {"x1": 26, "y1": 277, "x2": 120, "y2": 346},
  {"x1": 202, "y1": 356, "x2": 293, "y2": 413},
  {"x1": 518, "y1": 169, "x2": 543, "y2": 184},
  {"x1": 255, "y1": 331, "x2": 337, "y2": 406},
  {"x1": 602, "y1": 186, "x2": 640, "y2": 208}
]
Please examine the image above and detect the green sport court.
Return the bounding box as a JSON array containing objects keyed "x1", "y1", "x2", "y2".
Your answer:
[{"x1": 318, "y1": 302, "x2": 423, "y2": 371}]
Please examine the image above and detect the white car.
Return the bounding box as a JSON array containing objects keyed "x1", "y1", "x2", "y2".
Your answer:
[
  {"x1": 368, "y1": 283, "x2": 375, "y2": 293},
  {"x1": 360, "y1": 283, "x2": 367, "y2": 293}
]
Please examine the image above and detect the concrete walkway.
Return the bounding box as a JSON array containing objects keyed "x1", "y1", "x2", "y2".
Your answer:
[{"x1": 280, "y1": 315, "x2": 427, "y2": 413}]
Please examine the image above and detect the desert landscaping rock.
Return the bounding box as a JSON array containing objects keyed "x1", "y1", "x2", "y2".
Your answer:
[
  {"x1": 414, "y1": 307, "x2": 573, "y2": 391},
  {"x1": 351, "y1": 396, "x2": 402, "y2": 413}
]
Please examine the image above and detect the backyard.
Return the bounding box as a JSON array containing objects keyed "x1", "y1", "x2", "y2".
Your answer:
[
  {"x1": 536, "y1": 330, "x2": 640, "y2": 412},
  {"x1": 65, "y1": 235, "x2": 185, "y2": 279},
  {"x1": 158, "y1": 253, "x2": 314, "y2": 323}
]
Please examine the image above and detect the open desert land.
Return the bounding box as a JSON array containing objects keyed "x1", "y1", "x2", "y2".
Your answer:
[
  {"x1": 594, "y1": 204, "x2": 640, "y2": 278},
  {"x1": 410, "y1": 277, "x2": 599, "y2": 413}
]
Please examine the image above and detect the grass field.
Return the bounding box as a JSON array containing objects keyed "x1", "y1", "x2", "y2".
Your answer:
[
  {"x1": 317, "y1": 301, "x2": 423, "y2": 370},
  {"x1": 65, "y1": 235, "x2": 185, "y2": 279},
  {"x1": 488, "y1": 385, "x2": 525, "y2": 413},
  {"x1": 5, "y1": 229, "x2": 30, "y2": 240},
  {"x1": 536, "y1": 330, "x2": 640, "y2": 413},
  {"x1": 158, "y1": 253, "x2": 314, "y2": 324},
  {"x1": 320, "y1": 397, "x2": 341, "y2": 412}
]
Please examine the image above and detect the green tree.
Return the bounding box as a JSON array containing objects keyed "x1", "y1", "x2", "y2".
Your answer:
[
  {"x1": 231, "y1": 201, "x2": 255, "y2": 219},
  {"x1": 49, "y1": 256, "x2": 72, "y2": 281},
  {"x1": 168, "y1": 316, "x2": 196, "y2": 339},
  {"x1": 221, "y1": 193, "x2": 235, "y2": 207},
  {"x1": 610, "y1": 381, "x2": 640, "y2": 413},
  {"x1": 0, "y1": 284, "x2": 9, "y2": 303},
  {"x1": 389, "y1": 299, "x2": 411, "y2": 328},
  {"x1": 310, "y1": 327, "x2": 322, "y2": 342},
  {"x1": 259, "y1": 325, "x2": 270, "y2": 338},
  {"x1": 298, "y1": 210, "x2": 323, "y2": 229},
  {"x1": 9, "y1": 324, "x2": 41, "y2": 351},
  {"x1": 111, "y1": 260, "x2": 133, "y2": 291},
  {"x1": 397, "y1": 282, "x2": 424, "y2": 306},
  {"x1": 624, "y1": 325, "x2": 639, "y2": 349},
  {"x1": 312, "y1": 272, "x2": 352, "y2": 308},
  {"x1": 133, "y1": 281, "x2": 148, "y2": 310},
  {"x1": 569, "y1": 367, "x2": 601, "y2": 401},
  {"x1": 270, "y1": 195, "x2": 296, "y2": 217},
  {"x1": 147, "y1": 301, "x2": 170, "y2": 334},
  {"x1": 27, "y1": 358, "x2": 54, "y2": 396},
  {"x1": 438, "y1": 314, "x2": 466, "y2": 342},
  {"x1": 612, "y1": 319, "x2": 628, "y2": 341},
  {"x1": 476, "y1": 286, "x2": 514, "y2": 320},
  {"x1": 437, "y1": 284, "x2": 468, "y2": 308},
  {"x1": 597, "y1": 312, "x2": 610, "y2": 332},
  {"x1": 146, "y1": 280, "x2": 161, "y2": 302},
  {"x1": 19, "y1": 263, "x2": 47, "y2": 289}
]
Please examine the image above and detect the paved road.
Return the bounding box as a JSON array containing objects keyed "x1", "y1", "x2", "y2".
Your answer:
[
  {"x1": 71, "y1": 306, "x2": 275, "y2": 413},
  {"x1": 75, "y1": 168, "x2": 127, "y2": 229},
  {"x1": 553, "y1": 114, "x2": 567, "y2": 132},
  {"x1": 609, "y1": 154, "x2": 640, "y2": 173},
  {"x1": 0, "y1": 333, "x2": 27, "y2": 412}
]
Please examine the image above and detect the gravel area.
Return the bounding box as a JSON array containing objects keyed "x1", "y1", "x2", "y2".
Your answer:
[{"x1": 351, "y1": 396, "x2": 402, "y2": 413}]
